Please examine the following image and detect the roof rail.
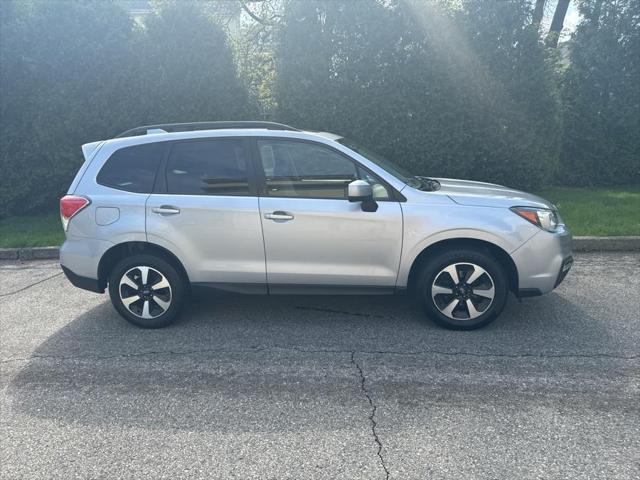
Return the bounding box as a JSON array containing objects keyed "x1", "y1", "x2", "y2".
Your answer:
[{"x1": 115, "y1": 121, "x2": 300, "y2": 138}]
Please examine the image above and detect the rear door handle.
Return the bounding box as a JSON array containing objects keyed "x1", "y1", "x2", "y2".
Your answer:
[
  {"x1": 264, "y1": 211, "x2": 294, "y2": 221},
  {"x1": 152, "y1": 205, "x2": 180, "y2": 215}
]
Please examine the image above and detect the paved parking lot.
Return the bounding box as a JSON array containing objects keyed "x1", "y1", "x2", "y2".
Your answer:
[{"x1": 1, "y1": 253, "x2": 638, "y2": 479}]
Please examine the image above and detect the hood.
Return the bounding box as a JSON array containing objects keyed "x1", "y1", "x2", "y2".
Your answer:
[{"x1": 435, "y1": 178, "x2": 554, "y2": 209}]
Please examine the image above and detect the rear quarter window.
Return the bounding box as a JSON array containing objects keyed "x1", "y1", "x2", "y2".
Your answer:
[{"x1": 97, "y1": 142, "x2": 166, "y2": 193}]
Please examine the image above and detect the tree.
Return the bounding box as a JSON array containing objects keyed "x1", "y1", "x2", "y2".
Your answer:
[
  {"x1": 532, "y1": 0, "x2": 546, "y2": 26},
  {"x1": 214, "y1": 0, "x2": 285, "y2": 118},
  {"x1": 560, "y1": 0, "x2": 640, "y2": 186},
  {"x1": 135, "y1": 1, "x2": 253, "y2": 124},
  {"x1": 546, "y1": 0, "x2": 571, "y2": 46},
  {"x1": 0, "y1": 0, "x2": 253, "y2": 216},
  {"x1": 275, "y1": 0, "x2": 562, "y2": 189},
  {"x1": 0, "y1": 0, "x2": 136, "y2": 216}
]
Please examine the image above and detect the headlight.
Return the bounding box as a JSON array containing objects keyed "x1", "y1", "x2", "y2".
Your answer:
[{"x1": 510, "y1": 206, "x2": 562, "y2": 232}]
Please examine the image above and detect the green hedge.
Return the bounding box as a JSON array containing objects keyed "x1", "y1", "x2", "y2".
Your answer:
[
  {"x1": 0, "y1": 0, "x2": 253, "y2": 217},
  {"x1": 559, "y1": 0, "x2": 640, "y2": 186},
  {"x1": 276, "y1": 0, "x2": 562, "y2": 191},
  {"x1": 0, "y1": 0, "x2": 637, "y2": 218}
]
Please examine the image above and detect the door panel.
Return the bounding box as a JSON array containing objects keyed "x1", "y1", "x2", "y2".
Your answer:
[
  {"x1": 145, "y1": 138, "x2": 266, "y2": 286},
  {"x1": 259, "y1": 197, "x2": 402, "y2": 287},
  {"x1": 147, "y1": 195, "x2": 266, "y2": 285},
  {"x1": 254, "y1": 138, "x2": 403, "y2": 288}
]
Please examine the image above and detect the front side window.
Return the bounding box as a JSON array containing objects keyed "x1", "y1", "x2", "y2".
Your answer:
[
  {"x1": 257, "y1": 139, "x2": 389, "y2": 200},
  {"x1": 165, "y1": 139, "x2": 250, "y2": 196},
  {"x1": 97, "y1": 142, "x2": 165, "y2": 193}
]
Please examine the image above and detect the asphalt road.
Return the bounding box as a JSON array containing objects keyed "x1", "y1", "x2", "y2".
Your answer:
[{"x1": 1, "y1": 253, "x2": 638, "y2": 479}]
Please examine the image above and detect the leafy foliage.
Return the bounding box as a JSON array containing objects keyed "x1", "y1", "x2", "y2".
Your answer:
[
  {"x1": 560, "y1": 0, "x2": 640, "y2": 186},
  {"x1": 0, "y1": 0, "x2": 637, "y2": 217},
  {"x1": 276, "y1": 0, "x2": 562, "y2": 190},
  {"x1": 0, "y1": 0, "x2": 251, "y2": 216},
  {"x1": 137, "y1": 1, "x2": 253, "y2": 124}
]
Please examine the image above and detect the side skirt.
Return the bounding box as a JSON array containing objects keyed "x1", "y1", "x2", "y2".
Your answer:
[{"x1": 191, "y1": 283, "x2": 397, "y2": 296}]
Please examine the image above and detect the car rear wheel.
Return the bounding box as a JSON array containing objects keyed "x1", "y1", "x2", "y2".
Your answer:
[
  {"x1": 108, "y1": 254, "x2": 186, "y2": 328},
  {"x1": 417, "y1": 249, "x2": 508, "y2": 330}
]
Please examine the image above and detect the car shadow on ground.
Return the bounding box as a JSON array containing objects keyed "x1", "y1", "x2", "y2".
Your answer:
[
  {"x1": 11, "y1": 288, "x2": 618, "y2": 357},
  {"x1": 7, "y1": 289, "x2": 622, "y2": 432}
]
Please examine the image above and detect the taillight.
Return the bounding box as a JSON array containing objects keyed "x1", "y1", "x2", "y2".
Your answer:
[{"x1": 60, "y1": 195, "x2": 90, "y2": 231}]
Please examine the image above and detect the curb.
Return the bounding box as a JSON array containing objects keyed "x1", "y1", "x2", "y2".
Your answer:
[
  {"x1": 1, "y1": 236, "x2": 639, "y2": 261},
  {"x1": 571, "y1": 236, "x2": 640, "y2": 252},
  {"x1": 0, "y1": 246, "x2": 61, "y2": 261}
]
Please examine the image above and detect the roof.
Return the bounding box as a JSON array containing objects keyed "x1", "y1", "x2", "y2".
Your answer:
[{"x1": 115, "y1": 121, "x2": 300, "y2": 138}]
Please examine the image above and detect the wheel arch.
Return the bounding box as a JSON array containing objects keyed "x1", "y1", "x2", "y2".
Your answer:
[
  {"x1": 97, "y1": 241, "x2": 190, "y2": 290},
  {"x1": 406, "y1": 237, "x2": 519, "y2": 295}
]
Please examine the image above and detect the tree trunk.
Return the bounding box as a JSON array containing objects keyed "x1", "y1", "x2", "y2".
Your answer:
[
  {"x1": 532, "y1": 0, "x2": 546, "y2": 26},
  {"x1": 546, "y1": 0, "x2": 571, "y2": 47}
]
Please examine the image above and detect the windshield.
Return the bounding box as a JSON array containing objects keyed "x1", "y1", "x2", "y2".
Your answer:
[
  {"x1": 337, "y1": 137, "x2": 433, "y2": 190},
  {"x1": 337, "y1": 138, "x2": 413, "y2": 183}
]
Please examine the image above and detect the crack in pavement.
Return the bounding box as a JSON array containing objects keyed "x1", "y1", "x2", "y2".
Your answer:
[
  {"x1": 351, "y1": 351, "x2": 390, "y2": 480},
  {"x1": 0, "y1": 346, "x2": 266, "y2": 364},
  {"x1": 0, "y1": 272, "x2": 63, "y2": 297},
  {"x1": 1, "y1": 344, "x2": 638, "y2": 365}
]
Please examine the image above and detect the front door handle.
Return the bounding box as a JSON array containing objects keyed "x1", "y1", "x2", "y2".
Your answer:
[
  {"x1": 264, "y1": 211, "x2": 294, "y2": 221},
  {"x1": 152, "y1": 205, "x2": 180, "y2": 215}
]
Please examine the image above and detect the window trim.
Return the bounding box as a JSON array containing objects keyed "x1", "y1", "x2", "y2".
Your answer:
[
  {"x1": 155, "y1": 137, "x2": 259, "y2": 197},
  {"x1": 249, "y1": 137, "x2": 405, "y2": 202}
]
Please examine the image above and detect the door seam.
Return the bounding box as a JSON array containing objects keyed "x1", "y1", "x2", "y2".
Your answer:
[
  {"x1": 257, "y1": 196, "x2": 270, "y2": 294},
  {"x1": 395, "y1": 201, "x2": 405, "y2": 289}
]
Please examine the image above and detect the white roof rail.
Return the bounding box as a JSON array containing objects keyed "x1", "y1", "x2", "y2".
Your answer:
[
  {"x1": 146, "y1": 128, "x2": 168, "y2": 135},
  {"x1": 116, "y1": 121, "x2": 299, "y2": 138}
]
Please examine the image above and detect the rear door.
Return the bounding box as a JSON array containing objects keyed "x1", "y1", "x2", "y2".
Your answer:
[
  {"x1": 146, "y1": 137, "x2": 266, "y2": 289},
  {"x1": 255, "y1": 138, "x2": 403, "y2": 291}
]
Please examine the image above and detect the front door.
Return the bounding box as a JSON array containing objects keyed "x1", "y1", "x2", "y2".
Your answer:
[
  {"x1": 146, "y1": 137, "x2": 266, "y2": 289},
  {"x1": 255, "y1": 138, "x2": 403, "y2": 291}
]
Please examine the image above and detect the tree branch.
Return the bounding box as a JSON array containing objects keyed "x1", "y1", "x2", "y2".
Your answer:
[{"x1": 238, "y1": 0, "x2": 271, "y2": 26}]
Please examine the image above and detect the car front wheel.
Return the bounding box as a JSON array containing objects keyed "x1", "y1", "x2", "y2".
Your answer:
[{"x1": 417, "y1": 249, "x2": 508, "y2": 330}]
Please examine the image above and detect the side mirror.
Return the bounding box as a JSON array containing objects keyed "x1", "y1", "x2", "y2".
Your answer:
[
  {"x1": 347, "y1": 180, "x2": 373, "y2": 202},
  {"x1": 347, "y1": 180, "x2": 378, "y2": 212}
]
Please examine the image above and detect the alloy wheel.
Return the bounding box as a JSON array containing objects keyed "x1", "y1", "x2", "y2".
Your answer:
[
  {"x1": 118, "y1": 266, "x2": 172, "y2": 319},
  {"x1": 431, "y1": 262, "x2": 495, "y2": 320}
]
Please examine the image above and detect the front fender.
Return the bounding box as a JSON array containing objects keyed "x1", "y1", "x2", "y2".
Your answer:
[{"x1": 396, "y1": 204, "x2": 538, "y2": 287}]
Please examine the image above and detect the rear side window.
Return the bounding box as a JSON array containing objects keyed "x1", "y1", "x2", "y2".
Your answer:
[
  {"x1": 165, "y1": 139, "x2": 250, "y2": 196},
  {"x1": 97, "y1": 143, "x2": 165, "y2": 193}
]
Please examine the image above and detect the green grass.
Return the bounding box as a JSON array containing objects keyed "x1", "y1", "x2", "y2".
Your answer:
[
  {"x1": 537, "y1": 186, "x2": 640, "y2": 236},
  {"x1": 0, "y1": 187, "x2": 638, "y2": 248},
  {"x1": 0, "y1": 213, "x2": 64, "y2": 248}
]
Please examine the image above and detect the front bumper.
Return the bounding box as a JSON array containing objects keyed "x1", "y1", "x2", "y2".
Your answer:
[
  {"x1": 555, "y1": 255, "x2": 573, "y2": 288},
  {"x1": 511, "y1": 226, "x2": 573, "y2": 296}
]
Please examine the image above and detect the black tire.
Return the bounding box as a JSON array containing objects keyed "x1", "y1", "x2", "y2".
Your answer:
[
  {"x1": 108, "y1": 254, "x2": 186, "y2": 328},
  {"x1": 416, "y1": 249, "x2": 508, "y2": 330}
]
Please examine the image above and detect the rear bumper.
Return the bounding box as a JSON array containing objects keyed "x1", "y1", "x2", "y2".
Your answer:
[
  {"x1": 61, "y1": 265, "x2": 104, "y2": 293},
  {"x1": 60, "y1": 237, "x2": 113, "y2": 293},
  {"x1": 511, "y1": 226, "x2": 573, "y2": 295}
]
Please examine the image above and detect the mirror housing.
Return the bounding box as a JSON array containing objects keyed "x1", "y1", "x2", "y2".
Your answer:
[
  {"x1": 347, "y1": 180, "x2": 378, "y2": 212},
  {"x1": 347, "y1": 180, "x2": 373, "y2": 202}
]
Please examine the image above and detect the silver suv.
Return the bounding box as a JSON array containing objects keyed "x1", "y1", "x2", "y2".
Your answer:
[{"x1": 60, "y1": 121, "x2": 573, "y2": 330}]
